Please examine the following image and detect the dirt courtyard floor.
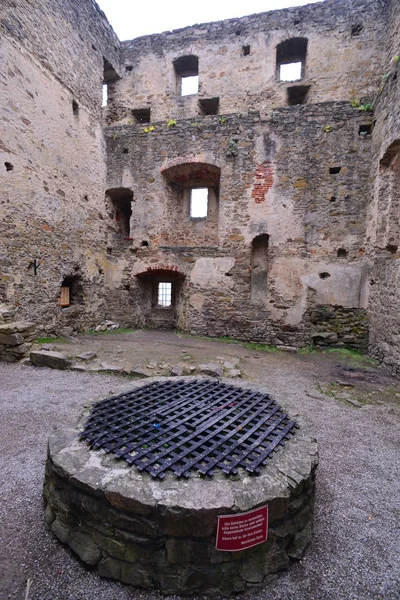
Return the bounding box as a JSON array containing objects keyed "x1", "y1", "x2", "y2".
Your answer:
[{"x1": 0, "y1": 330, "x2": 399, "y2": 600}]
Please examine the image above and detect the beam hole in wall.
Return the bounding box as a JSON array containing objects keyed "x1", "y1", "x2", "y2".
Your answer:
[
  {"x1": 351, "y1": 23, "x2": 363, "y2": 37},
  {"x1": 319, "y1": 272, "x2": 331, "y2": 279},
  {"x1": 337, "y1": 248, "x2": 348, "y2": 258},
  {"x1": 250, "y1": 234, "x2": 269, "y2": 307},
  {"x1": 132, "y1": 108, "x2": 151, "y2": 123},
  {"x1": 141, "y1": 240, "x2": 149, "y2": 247},
  {"x1": 242, "y1": 45, "x2": 250, "y2": 56},
  {"x1": 4, "y1": 162, "x2": 13, "y2": 171},
  {"x1": 329, "y1": 166, "x2": 342, "y2": 175},
  {"x1": 276, "y1": 37, "x2": 307, "y2": 81},
  {"x1": 199, "y1": 98, "x2": 219, "y2": 115},
  {"x1": 122, "y1": 148, "x2": 129, "y2": 154},
  {"x1": 287, "y1": 85, "x2": 310, "y2": 105},
  {"x1": 125, "y1": 65, "x2": 133, "y2": 72},
  {"x1": 330, "y1": 196, "x2": 337, "y2": 202},
  {"x1": 106, "y1": 188, "x2": 133, "y2": 243},
  {"x1": 190, "y1": 188, "x2": 208, "y2": 218},
  {"x1": 359, "y1": 123, "x2": 373, "y2": 137},
  {"x1": 72, "y1": 100, "x2": 79, "y2": 115},
  {"x1": 385, "y1": 244, "x2": 398, "y2": 254},
  {"x1": 174, "y1": 55, "x2": 199, "y2": 96}
]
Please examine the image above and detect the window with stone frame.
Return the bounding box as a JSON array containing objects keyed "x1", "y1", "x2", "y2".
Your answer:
[{"x1": 276, "y1": 38, "x2": 308, "y2": 82}]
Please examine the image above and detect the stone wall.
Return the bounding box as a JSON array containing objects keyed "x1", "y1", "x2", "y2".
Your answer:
[
  {"x1": 366, "y1": 0, "x2": 400, "y2": 372},
  {"x1": 0, "y1": 0, "x2": 119, "y2": 335},
  {"x1": 105, "y1": 0, "x2": 387, "y2": 125},
  {"x1": 104, "y1": 102, "x2": 372, "y2": 347}
]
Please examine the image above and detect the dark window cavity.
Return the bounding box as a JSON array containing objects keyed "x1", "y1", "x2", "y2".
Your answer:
[
  {"x1": 287, "y1": 85, "x2": 310, "y2": 105},
  {"x1": 199, "y1": 97, "x2": 219, "y2": 115},
  {"x1": 132, "y1": 108, "x2": 151, "y2": 123}
]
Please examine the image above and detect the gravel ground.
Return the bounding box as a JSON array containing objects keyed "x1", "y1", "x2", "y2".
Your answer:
[{"x1": 0, "y1": 336, "x2": 399, "y2": 600}]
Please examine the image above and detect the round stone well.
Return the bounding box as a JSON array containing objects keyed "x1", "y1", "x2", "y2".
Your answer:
[{"x1": 43, "y1": 378, "x2": 318, "y2": 594}]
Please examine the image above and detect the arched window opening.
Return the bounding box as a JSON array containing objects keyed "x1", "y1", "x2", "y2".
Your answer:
[
  {"x1": 250, "y1": 234, "x2": 269, "y2": 307},
  {"x1": 276, "y1": 38, "x2": 308, "y2": 82},
  {"x1": 58, "y1": 273, "x2": 83, "y2": 308},
  {"x1": 173, "y1": 55, "x2": 199, "y2": 96}
]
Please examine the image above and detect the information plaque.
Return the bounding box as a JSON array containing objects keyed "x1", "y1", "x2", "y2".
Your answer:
[{"x1": 215, "y1": 505, "x2": 268, "y2": 552}]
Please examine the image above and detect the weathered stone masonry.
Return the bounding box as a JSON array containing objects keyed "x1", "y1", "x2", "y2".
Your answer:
[{"x1": 1, "y1": 0, "x2": 400, "y2": 364}]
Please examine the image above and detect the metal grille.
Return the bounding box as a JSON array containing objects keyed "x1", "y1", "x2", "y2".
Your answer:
[
  {"x1": 79, "y1": 380, "x2": 298, "y2": 479},
  {"x1": 158, "y1": 282, "x2": 172, "y2": 306}
]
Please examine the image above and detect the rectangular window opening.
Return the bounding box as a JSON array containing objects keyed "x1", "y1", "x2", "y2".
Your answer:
[
  {"x1": 280, "y1": 62, "x2": 302, "y2": 82},
  {"x1": 287, "y1": 85, "x2": 310, "y2": 105},
  {"x1": 181, "y1": 75, "x2": 199, "y2": 96},
  {"x1": 158, "y1": 282, "x2": 172, "y2": 307},
  {"x1": 132, "y1": 108, "x2": 151, "y2": 123},
  {"x1": 190, "y1": 188, "x2": 208, "y2": 218},
  {"x1": 359, "y1": 123, "x2": 373, "y2": 137},
  {"x1": 242, "y1": 45, "x2": 250, "y2": 56},
  {"x1": 102, "y1": 84, "x2": 108, "y2": 107},
  {"x1": 199, "y1": 97, "x2": 219, "y2": 115}
]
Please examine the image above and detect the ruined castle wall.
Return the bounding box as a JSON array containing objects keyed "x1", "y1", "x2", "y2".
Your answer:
[
  {"x1": 105, "y1": 0, "x2": 387, "y2": 126},
  {"x1": 104, "y1": 102, "x2": 373, "y2": 347},
  {"x1": 366, "y1": 0, "x2": 400, "y2": 371},
  {"x1": 0, "y1": 0, "x2": 120, "y2": 334}
]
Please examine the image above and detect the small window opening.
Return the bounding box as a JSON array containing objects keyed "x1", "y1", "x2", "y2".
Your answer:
[
  {"x1": 72, "y1": 100, "x2": 79, "y2": 115},
  {"x1": 330, "y1": 166, "x2": 342, "y2": 175},
  {"x1": 330, "y1": 196, "x2": 337, "y2": 202},
  {"x1": 242, "y1": 45, "x2": 250, "y2": 56},
  {"x1": 386, "y1": 244, "x2": 398, "y2": 254},
  {"x1": 174, "y1": 55, "x2": 199, "y2": 96},
  {"x1": 294, "y1": 19, "x2": 300, "y2": 25},
  {"x1": 5, "y1": 162, "x2": 13, "y2": 171},
  {"x1": 351, "y1": 24, "x2": 363, "y2": 37},
  {"x1": 158, "y1": 282, "x2": 172, "y2": 307},
  {"x1": 122, "y1": 148, "x2": 129, "y2": 154},
  {"x1": 190, "y1": 188, "x2": 208, "y2": 218},
  {"x1": 287, "y1": 85, "x2": 310, "y2": 105},
  {"x1": 58, "y1": 275, "x2": 83, "y2": 308},
  {"x1": 132, "y1": 108, "x2": 151, "y2": 123},
  {"x1": 125, "y1": 65, "x2": 133, "y2": 72},
  {"x1": 199, "y1": 97, "x2": 219, "y2": 115},
  {"x1": 277, "y1": 37, "x2": 308, "y2": 82},
  {"x1": 141, "y1": 240, "x2": 149, "y2": 246},
  {"x1": 359, "y1": 123, "x2": 373, "y2": 137},
  {"x1": 337, "y1": 248, "x2": 348, "y2": 257},
  {"x1": 235, "y1": 30, "x2": 241, "y2": 36},
  {"x1": 102, "y1": 84, "x2": 108, "y2": 107},
  {"x1": 319, "y1": 272, "x2": 331, "y2": 279}
]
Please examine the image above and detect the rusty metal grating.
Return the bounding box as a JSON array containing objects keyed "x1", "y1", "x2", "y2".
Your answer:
[{"x1": 79, "y1": 380, "x2": 298, "y2": 479}]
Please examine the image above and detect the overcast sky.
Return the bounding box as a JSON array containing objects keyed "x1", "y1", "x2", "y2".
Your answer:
[{"x1": 96, "y1": 0, "x2": 323, "y2": 41}]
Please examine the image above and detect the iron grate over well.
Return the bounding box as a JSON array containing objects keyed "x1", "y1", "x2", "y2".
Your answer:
[{"x1": 79, "y1": 379, "x2": 299, "y2": 479}]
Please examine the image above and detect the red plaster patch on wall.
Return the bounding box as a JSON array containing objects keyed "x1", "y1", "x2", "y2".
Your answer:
[{"x1": 252, "y1": 163, "x2": 274, "y2": 204}]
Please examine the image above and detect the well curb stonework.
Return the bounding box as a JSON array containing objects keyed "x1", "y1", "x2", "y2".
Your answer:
[
  {"x1": 43, "y1": 378, "x2": 318, "y2": 594},
  {"x1": 0, "y1": 322, "x2": 36, "y2": 362}
]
